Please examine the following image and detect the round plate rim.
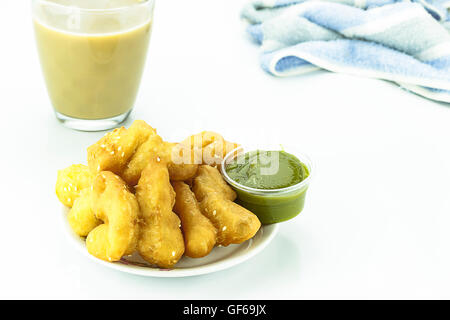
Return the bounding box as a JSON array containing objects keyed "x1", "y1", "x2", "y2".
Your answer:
[{"x1": 61, "y1": 206, "x2": 279, "y2": 277}]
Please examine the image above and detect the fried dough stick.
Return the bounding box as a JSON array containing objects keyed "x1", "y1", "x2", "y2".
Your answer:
[
  {"x1": 165, "y1": 142, "x2": 199, "y2": 182},
  {"x1": 193, "y1": 166, "x2": 261, "y2": 246},
  {"x1": 121, "y1": 129, "x2": 166, "y2": 186},
  {"x1": 56, "y1": 164, "x2": 94, "y2": 207},
  {"x1": 193, "y1": 165, "x2": 237, "y2": 202},
  {"x1": 87, "y1": 120, "x2": 155, "y2": 175},
  {"x1": 136, "y1": 158, "x2": 185, "y2": 268},
  {"x1": 173, "y1": 182, "x2": 217, "y2": 258},
  {"x1": 86, "y1": 172, "x2": 140, "y2": 262},
  {"x1": 88, "y1": 120, "x2": 197, "y2": 186},
  {"x1": 122, "y1": 139, "x2": 198, "y2": 186},
  {"x1": 87, "y1": 121, "x2": 237, "y2": 186},
  {"x1": 181, "y1": 131, "x2": 239, "y2": 166},
  {"x1": 68, "y1": 188, "x2": 100, "y2": 237}
]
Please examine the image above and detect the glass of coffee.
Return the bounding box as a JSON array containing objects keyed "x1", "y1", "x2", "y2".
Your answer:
[{"x1": 33, "y1": 0, "x2": 155, "y2": 131}]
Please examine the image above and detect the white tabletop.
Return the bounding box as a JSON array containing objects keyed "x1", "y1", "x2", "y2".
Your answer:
[{"x1": 1, "y1": 0, "x2": 449, "y2": 299}]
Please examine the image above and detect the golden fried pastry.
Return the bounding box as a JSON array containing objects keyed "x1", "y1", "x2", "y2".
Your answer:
[
  {"x1": 90, "y1": 122, "x2": 198, "y2": 185},
  {"x1": 202, "y1": 138, "x2": 239, "y2": 166},
  {"x1": 182, "y1": 131, "x2": 239, "y2": 166},
  {"x1": 199, "y1": 195, "x2": 261, "y2": 246},
  {"x1": 87, "y1": 120, "x2": 155, "y2": 175},
  {"x1": 87, "y1": 122, "x2": 237, "y2": 186},
  {"x1": 168, "y1": 162, "x2": 199, "y2": 181},
  {"x1": 56, "y1": 164, "x2": 93, "y2": 207},
  {"x1": 122, "y1": 137, "x2": 199, "y2": 185},
  {"x1": 68, "y1": 188, "x2": 100, "y2": 237},
  {"x1": 182, "y1": 131, "x2": 222, "y2": 149},
  {"x1": 193, "y1": 165, "x2": 261, "y2": 246},
  {"x1": 193, "y1": 165, "x2": 237, "y2": 202},
  {"x1": 202, "y1": 139, "x2": 239, "y2": 166},
  {"x1": 121, "y1": 128, "x2": 165, "y2": 186},
  {"x1": 136, "y1": 158, "x2": 185, "y2": 268},
  {"x1": 57, "y1": 120, "x2": 259, "y2": 265},
  {"x1": 173, "y1": 182, "x2": 217, "y2": 258},
  {"x1": 86, "y1": 171, "x2": 140, "y2": 262},
  {"x1": 165, "y1": 142, "x2": 199, "y2": 181}
]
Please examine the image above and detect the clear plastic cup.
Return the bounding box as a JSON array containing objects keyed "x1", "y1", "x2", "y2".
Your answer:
[{"x1": 221, "y1": 145, "x2": 313, "y2": 224}]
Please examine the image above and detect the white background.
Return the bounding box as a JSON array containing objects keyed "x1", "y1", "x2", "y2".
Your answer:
[{"x1": 0, "y1": 0, "x2": 449, "y2": 299}]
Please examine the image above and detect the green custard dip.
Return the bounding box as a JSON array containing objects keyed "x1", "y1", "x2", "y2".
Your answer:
[{"x1": 222, "y1": 149, "x2": 311, "y2": 224}]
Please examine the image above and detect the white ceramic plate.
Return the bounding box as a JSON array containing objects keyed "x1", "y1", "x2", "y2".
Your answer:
[{"x1": 62, "y1": 207, "x2": 279, "y2": 277}]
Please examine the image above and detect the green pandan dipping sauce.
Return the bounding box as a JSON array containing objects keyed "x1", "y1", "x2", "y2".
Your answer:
[{"x1": 224, "y1": 150, "x2": 310, "y2": 224}]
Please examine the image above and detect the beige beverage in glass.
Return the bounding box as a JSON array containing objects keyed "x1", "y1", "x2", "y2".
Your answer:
[{"x1": 33, "y1": 0, "x2": 155, "y2": 131}]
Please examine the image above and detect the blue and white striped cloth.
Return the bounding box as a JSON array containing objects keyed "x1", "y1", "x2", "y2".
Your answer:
[{"x1": 241, "y1": 0, "x2": 450, "y2": 103}]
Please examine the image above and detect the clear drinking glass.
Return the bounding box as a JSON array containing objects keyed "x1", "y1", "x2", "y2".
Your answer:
[{"x1": 32, "y1": 0, "x2": 155, "y2": 131}]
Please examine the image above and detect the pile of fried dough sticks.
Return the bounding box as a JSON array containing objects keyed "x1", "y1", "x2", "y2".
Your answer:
[{"x1": 56, "y1": 120, "x2": 261, "y2": 268}]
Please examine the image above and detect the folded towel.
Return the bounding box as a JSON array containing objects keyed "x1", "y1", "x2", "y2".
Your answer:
[{"x1": 242, "y1": 0, "x2": 450, "y2": 103}]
